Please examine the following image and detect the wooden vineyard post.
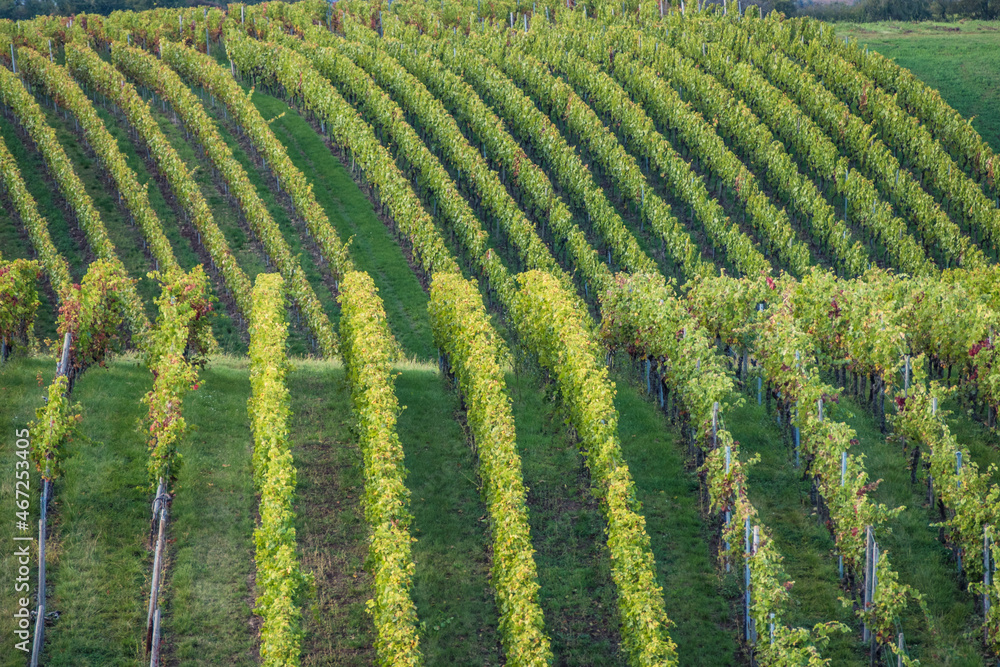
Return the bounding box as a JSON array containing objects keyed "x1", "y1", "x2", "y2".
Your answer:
[
  {"x1": 957, "y1": 452, "x2": 963, "y2": 573},
  {"x1": 146, "y1": 477, "x2": 170, "y2": 665},
  {"x1": 872, "y1": 540, "x2": 879, "y2": 657},
  {"x1": 904, "y1": 356, "x2": 910, "y2": 397},
  {"x1": 793, "y1": 401, "x2": 800, "y2": 468},
  {"x1": 751, "y1": 526, "x2": 760, "y2": 647},
  {"x1": 863, "y1": 527, "x2": 881, "y2": 657},
  {"x1": 757, "y1": 305, "x2": 764, "y2": 405},
  {"x1": 658, "y1": 367, "x2": 664, "y2": 408},
  {"x1": 30, "y1": 480, "x2": 48, "y2": 667},
  {"x1": 712, "y1": 402, "x2": 719, "y2": 450}
]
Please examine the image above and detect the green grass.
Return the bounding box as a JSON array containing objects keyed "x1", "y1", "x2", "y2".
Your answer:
[
  {"x1": 728, "y1": 394, "x2": 866, "y2": 664},
  {"x1": 249, "y1": 89, "x2": 438, "y2": 361},
  {"x1": 288, "y1": 360, "x2": 375, "y2": 666},
  {"x1": 396, "y1": 366, "x2": 503, "y2": 663},
  {"x1": 821, "y1": 390, "x2": 986, "y2": 665},
  {"x1": 836, "y1": 21, "x2": 1000, "y2": 156},
  {"x1": 161, "y1": 357, "x2": 256, "y2": 665},
  {"x1": 611, "y1": 363, "x2": 738, "y2": 665},
  {"x1": 0, "y1": 356, "x2": 260, "y2": 666},
  {"x1": 509, "y1": 361, "x2": 624, "y2": 665},
  {"x1": 39, "y1": 359, "x2": 151, "y2": 665},
  {"x1": 0, "y1": 356, "x2": 49, "y2": 667}
]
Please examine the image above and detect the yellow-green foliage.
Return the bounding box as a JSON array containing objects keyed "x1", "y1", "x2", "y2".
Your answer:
[
  {"x1": 143, "y1": 267, "x2": 216, "y2": 487},
  {"x1": 248, "y1": 273, "x2": 310, "y2": 667},
  {"x1": 30, "y1": 375, "x2": 80, "y2": 481},
  {"x1": 113, "y1": 42, "x2": 337, "y2": 357},
  {"x1": 0, "y1": 257, "x2": 41, "y2": 348},
  {"x1": 429, "y1": 272, "x2": 552, "y2": 666},
  {"x1": 339, "y1": 270, "x2": 422, "y2": 667},
  {"x1": 511, "y1": 270, "x2": 679, "y2": 667}
]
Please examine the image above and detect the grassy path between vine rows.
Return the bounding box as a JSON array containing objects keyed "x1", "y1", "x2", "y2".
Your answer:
[
  {"x1": 0, "y1": 356, "x2": 49, "y2": 667},
  {"x1": 160, "y1": 357, "x2": 257, "y2": 665},
  {"x1": 509, "y1": 360, "x2": 625, "y2": 665},
  {"x1": 396, "y1": 365, "x2": 503, "y2": 663},
  {"x1": 37, "y1": 358, "x2": 151, "y2": 666},
  {"x1": 720, "y1": 380, "x2": 992, "y2": 664},
  {"x1": 249, "y1": 88, "x2": 438, "y2": 362},
  {"x1": 0, "y1": 357, "x2": 258, "y2": 666},
  {"x1": 610, "y1": 362, "x2": 738, "y2": 664},
  {"x1": 727, "y1": 395, "x2": 866, "y2": 665},
  {"x1": 289, "y1": 360, "x2": 375, "y2": 667},
  {"x1": 836, "y1": 394, "x2": 988, "y2": 665}
]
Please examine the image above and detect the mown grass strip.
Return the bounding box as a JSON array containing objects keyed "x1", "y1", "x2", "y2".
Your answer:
[
  {"x1": 0, "y1": 357, "x2": 50, "y2": 667},
  {"x1": 160, "y1": 357, "x2": 257, "y2": 666},
  {"x1": 288, "y1": 360, "x2": 375, "y2": 667},
  {"x1": 252, "y1": 90, "x2": 435, "y2": 360}
]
